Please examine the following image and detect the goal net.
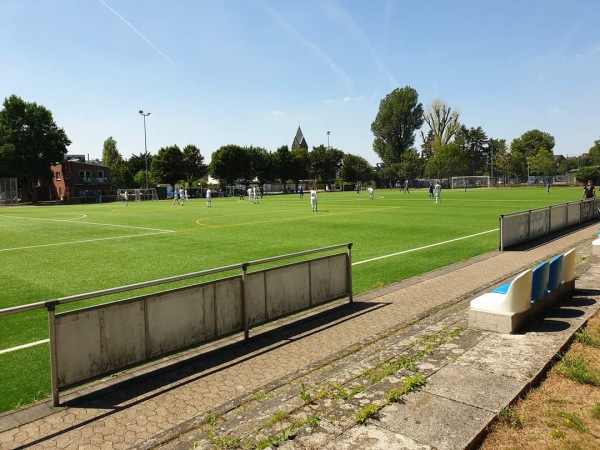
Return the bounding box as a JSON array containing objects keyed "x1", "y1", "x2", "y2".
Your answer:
[
  {"x1": 117, "y1": 188, "x2": 158, "y2": 202},
  {"x1": 0, "y1": 178, "x2": 18, "y2": 205},
  {"x1": 451, "y1": 176, "x2": 490, "y2": 189}
]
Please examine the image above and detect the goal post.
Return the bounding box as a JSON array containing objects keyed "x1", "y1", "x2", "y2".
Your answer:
[
  {"x1": 451, "y1": 176, "x2": 490, "y2": 189},
  {"x1": 117, "y1": 188, "x2": 158, "y2": 202}
]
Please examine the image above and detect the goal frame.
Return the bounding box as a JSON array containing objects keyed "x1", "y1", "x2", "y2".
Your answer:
[
  {"x1": 451, "y1": 176, "x2": 490, "y2": 189},
  {"x1": 117, "y1": 188, "x2": 158, "y2": 202}
]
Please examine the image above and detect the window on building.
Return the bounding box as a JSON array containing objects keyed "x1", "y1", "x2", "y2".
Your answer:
[
  {"x1": 55, "y1": 171, "x2": 61, "y2": 181},
  {"x1": 98, "y1": 170, "x2": 104, "y2": 179}
]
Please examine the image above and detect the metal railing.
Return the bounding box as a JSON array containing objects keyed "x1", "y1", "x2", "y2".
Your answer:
[{"x1": 1, "y1": 243, "x2": 353, "y2": 406}]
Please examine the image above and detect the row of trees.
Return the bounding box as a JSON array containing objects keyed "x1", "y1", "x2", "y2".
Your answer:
[
  {"x1": 102, "y1": 137, "x2": 208, "y2": 189},
  {"x1": 2, "y1": 92, "x2": 600, "y2": 202},
  {"x1": 370, "y1": 86, "x2": 576, "y2": 182}
]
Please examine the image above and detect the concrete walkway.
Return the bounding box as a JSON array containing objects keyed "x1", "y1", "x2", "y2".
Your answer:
[{"x1": 0, "y1": 224, "x2": 598, "y2": 449}]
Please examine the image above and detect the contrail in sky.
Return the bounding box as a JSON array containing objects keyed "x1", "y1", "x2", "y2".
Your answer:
[
  {"x1": 98, "y1": 0, "x2": 178, "y2": 68},
  {"x1": 257, "y1": 0, "x2": 354, "y2": 92}
]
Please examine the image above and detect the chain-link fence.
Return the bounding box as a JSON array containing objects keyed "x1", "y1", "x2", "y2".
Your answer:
[{"x1": 0, "y1": 178, "x2": 18, "y2": 205}]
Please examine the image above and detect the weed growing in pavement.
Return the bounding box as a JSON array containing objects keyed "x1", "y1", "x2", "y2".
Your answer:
[
  {"x1": 386, "y1": 387, "x2": 403, "y2": 404},
  {"x1": 292, "y1": 414, "x2": 321, "y2": 429},
  {"x1": 264, "y1": 410, "x2": 290, "y2": 428},
  {"x1": 402, "y1": 374, "x2": 426, "y2": 393},
  {"x1": 355, "y1": 403, "x2": 382, "y2": 424},
  {"x1": 299, "y1": 382, "x2": 314, "y2": 405},
  {"x1": 212, "y1": 436, "x2": 242, "y2": 449}
]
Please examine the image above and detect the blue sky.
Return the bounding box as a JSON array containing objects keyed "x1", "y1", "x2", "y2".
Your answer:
[{"x1": 2, "y1": 0, "x2": 599, "y2": 165}]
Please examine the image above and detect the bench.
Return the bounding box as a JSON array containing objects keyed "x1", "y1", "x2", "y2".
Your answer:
[
  {"x1": 469, "y1": 248, "x2": 577, "y2": 334},
  {"x1": 468, "y1": 269, "x2": 532, "y2": 334}
]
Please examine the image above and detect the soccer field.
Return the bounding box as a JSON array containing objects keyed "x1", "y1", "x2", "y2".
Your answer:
[{"x1": 0, "y1": 186, "x2": 583, "y2": 411}]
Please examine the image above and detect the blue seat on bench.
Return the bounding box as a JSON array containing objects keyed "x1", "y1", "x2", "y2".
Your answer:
[
  {"x1": 531, "y1": 261, "x2": 549, "y2": 302},
  {"x1": 547, "y1": 254, "x2": 564, "y2": 292}
]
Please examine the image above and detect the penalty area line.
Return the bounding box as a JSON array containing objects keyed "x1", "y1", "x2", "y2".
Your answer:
[
  {"x1": 0, "y1": 339, "x2": 49, "y2": 355},
  {"x1": 352, "y1": 229, "x2": 498, "y2": 266}
]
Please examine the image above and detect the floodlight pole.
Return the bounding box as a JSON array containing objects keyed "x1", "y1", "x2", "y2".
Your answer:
[
  {"x1": 326, "y1": 131, "x2": 330, "y2": 149},
  {"x1": 139, "y1": 110, "x2": 151, "y2": 189}
]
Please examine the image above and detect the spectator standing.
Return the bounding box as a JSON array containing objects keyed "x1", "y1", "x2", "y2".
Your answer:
[{"x1": 583, "y1": 180, "x2": 596, "y2": 199}]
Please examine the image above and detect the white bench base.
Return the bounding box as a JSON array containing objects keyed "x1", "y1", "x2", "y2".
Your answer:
[
  {"x1": 593, "y1": 238, "x2": 600, "y2": 256},
  {"x1": 469, "y1": 280, "x2": 576, "y2": 334},
  {"x1": 468, "y1": 308, "x2": 530, "y2": 334}
]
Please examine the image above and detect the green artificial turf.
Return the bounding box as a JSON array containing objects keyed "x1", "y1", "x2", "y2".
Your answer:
[{"x1": 0, "y1": 186, "x2": 584, "y2": 412}]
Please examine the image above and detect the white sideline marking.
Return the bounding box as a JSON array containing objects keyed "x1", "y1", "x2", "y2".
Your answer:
[
  {"x1": 352, "y1": 229, "x2": 498, "y2": 266},
  {"x1": 0, "y1": 339, "x2": 49, "y2": 355},
  {"x1": 0, "y1": 231, "x2": 174, "y2": 253}
]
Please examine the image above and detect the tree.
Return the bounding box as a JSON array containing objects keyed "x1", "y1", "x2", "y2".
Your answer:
[
  {"x1": 0, "y1": 95, "x2": 71, "y2": 201},
  {"x1": 588, "y1": 140, "x2": 600, "y2": 166},
  {"x1": 274, "y1": 145, "x2": 294, "y2": 189},
  {"x1": 309, "y1": 145, "x2": 344, "y2": 184},
  {"x1": 488, "y1": 138, "x2": 509, "y2": 178},
  {"x1": 398, "y1": 148, "x2": 423, "y2": 181},
  {"x1": 247, "y1": 146, "x2": 274, "y2": 183},
  {"x1": 576, "y1": 166, "x2": 599, "y2": 184},
  {"x1": 209, "y1": 144, "x2": 249, "y2": 186},
  {"x1": 289, "y1": 147, "x2": 310, "y2": 188},
  {"x1": 181, "y1": 144, "x2": 208, "y2": 185},
  {"x1": 425, "y1": 143, "x2": 467, "y2": 180},
  {"x1": 150, "y1": 145, "x2": 185, "y2": 185},
  {"x1": 456, "y1": 126, "x2": 488, "y2": 175},
  {"x1": 510, "y1": 129, "x2": 555, "y2": 157},
  {"x1": 557, "y1": 156, "x2": 580, "y2": 174},
  {"x1": 102, "y1": 137, "x2": 132, "y2": 187},
  {"x1": 371, "y1": 86, "x2": 424, "y2": 164},
  {"x1": 341, "y1": 154, "x2": 371, "y2": 183},
  {"x1": 420, "y1": 99, "x2": 460, "y2": 153},
  {"x1": 528, "y1": 148, "x2": 556, "y2": 177}
]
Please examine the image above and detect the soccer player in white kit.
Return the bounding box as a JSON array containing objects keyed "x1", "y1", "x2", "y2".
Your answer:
[
  {"x1": 310, "y1": 189, "x2": 318, "y2": 212},
  {"x1": 435, "y1": 181, "x2": 442, "y2": 203},
  {"x1": 206, "y1": 188, "x2": 212, "y2": 208},
  {"x1": 367, "y1": 186, "x2": 374, "y2": 199}
]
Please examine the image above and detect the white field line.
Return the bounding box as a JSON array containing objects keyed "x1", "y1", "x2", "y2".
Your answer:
[
  {"x1": 0, "y1": 230, "x2": 174, "y2": 253},
  {"x1": 352, "y1": 228, "x2": 498, "y2": 266},
  {"x1": 4, "y1": 228, "x2": 497, "y2": 354},
  {"x1": 0, "y1": 214, "x2": 174, "y2": 233},
  {"x1": 0, "y1": 339, "x2": 49, "y2": 355}
]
